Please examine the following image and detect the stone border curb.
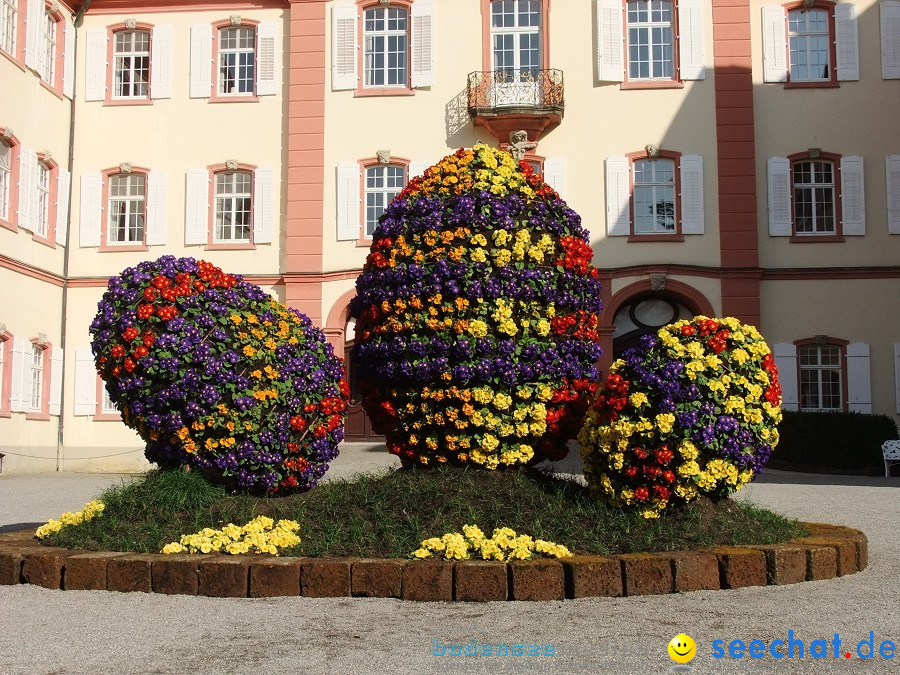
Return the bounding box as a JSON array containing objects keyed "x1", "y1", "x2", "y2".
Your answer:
[{"x1": 0, "y1": 523, "x2": 866, "y2": 601}]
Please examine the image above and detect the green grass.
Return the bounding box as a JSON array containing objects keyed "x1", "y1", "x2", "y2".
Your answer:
[{"x1": 42, "y1": 466, "x2": 807, "y2": 557}]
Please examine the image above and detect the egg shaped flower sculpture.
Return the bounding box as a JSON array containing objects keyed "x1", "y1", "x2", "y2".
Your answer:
[
  {"x1": 349, "y1": 144, "x2": 603, "y2": 469},
  {"x1": 89, "y1": 256, "x2": 349, "y2": 494}
]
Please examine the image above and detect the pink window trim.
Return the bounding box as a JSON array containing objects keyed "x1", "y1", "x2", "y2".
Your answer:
[
  {"x1": 792, "y1": 337, "x2": 849, "y2": 413},
  {"x1": 105, "y1": 22, "x2": 154, "y2": 106},
  {"x1": 1, "y1": 0, "x2": 26, "y2": 66},
  {"x1": 356, "y1": 0, "x2": 415, "y2": 95},
  {"x1": 622, "y1": 0, "x2": 683, "y2": 86},
  {"x1": 786, "y1": 150, "x2": 843, "y2": 240},
  {"x1": 41, "y1": 3, "x2": 65, "y2": 95},
  {"x1": 25, "y1": 338, "x2": 50, "y2": 421},
  {"x1": 357, "y1": 156, "x2": 409, "y2": 247},
  {"x1": 207, "y1": 162, "x2": 257, "y2": 250},
  {"x1": 782, "y1": 0, "x2": 839, "y2": 88},
  {"x1": 0, "y1": 331, "x2": 12, "y2": 417},
  {"x1": 94, "y1": 375, "x2": 121, "y2": 420},
  {"x1": 626, "y1": 148, "x2": 684, "y2": 241},
  {"x1": 209, "y1": 18, "x2": 260, "y2": 103},
  {"x1": 0, "y1": 129, "x2": 20, "y2": 232},
  {"x1": 480, "y1": 0, "x2": 551, "y2": 74},
  {"x1": 31, "y1": 152, "x2": 57, "y2": 248},
  {"x1": 99, "y1": 166, "x2": 151, "y2": 252}
]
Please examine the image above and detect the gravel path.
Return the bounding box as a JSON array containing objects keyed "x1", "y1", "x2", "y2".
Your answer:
[{"x1": 1, "y1": 446, "x2": 898, "y2": 674}]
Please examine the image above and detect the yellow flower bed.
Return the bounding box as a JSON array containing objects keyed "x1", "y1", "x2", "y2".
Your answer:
[
  {"x1": 411, "y1": 525, "x2": 572, "y2": 562},
  {"x1": 35, "y1": 500, "x2": 106, "y2": 539},
  {"x1": 161, "y1": 516, "x2": 300, "y2": 555}
]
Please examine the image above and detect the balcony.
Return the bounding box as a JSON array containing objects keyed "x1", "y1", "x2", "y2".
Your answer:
[{"x1": 466, "y1": 69, "x2": 564, "y2": 144}]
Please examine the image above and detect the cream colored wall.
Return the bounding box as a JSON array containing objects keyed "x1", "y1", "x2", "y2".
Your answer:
[
  {"x1": 67, "y1": 8, "x2": 289, "y2": 279},
  {"x1": 750, "y1": 0, "x2": 900, "y2": 268}
]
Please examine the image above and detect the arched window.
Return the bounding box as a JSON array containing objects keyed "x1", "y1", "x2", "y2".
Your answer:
[
  {"x1": 633, "y1": 157, "x2": 676, "y2": 234},
  {"x1": 107, "y1": 172, "x2": 146, "y2": 245},
  {"x1": 214, "y1": 170, "x2": 253, "y2": 243},
  {"x1": 113, "y1": 29, "x2": 150, "y2": 98},
  {"x1": 787, "y1": 7, "x2": 830, "y2": 82},
  {"x1": 218, "y1": 24, "x2": 256, "y2": 95},
  {"x1": 363, "y1": 5, "x2": 409, "y2": 87},
  {"x1": 364, "y1": 163, "x2": 406, "y2": 238},
  {"x1": 626, "y1": 0, "x2": 675, "y2": 80},
  {"x1": 798, "y1": 342, "x2": 843, "y2": 411},
  {"x1": 490, "y1": 0, "x2": 542, "y2": 79}
]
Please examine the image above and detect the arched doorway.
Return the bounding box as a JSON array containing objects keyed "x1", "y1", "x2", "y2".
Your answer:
[
  {"x1": 342, "y1": 318, "x2": 384, "y2": 441},
  {"x1": 612, "y1": 295, "x2": 695, "y2": 359}
]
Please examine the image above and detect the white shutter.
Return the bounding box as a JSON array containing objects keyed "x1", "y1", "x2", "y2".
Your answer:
[
  {"x1": 894, "y1": 343, "x2": 900, "y2": 413},
  {"x1": 336, "y1": 162, "x2": 360, "y2": 241},
  {"x1": 597, "y1": 0, "x2": 625, "y2": 83},
  {"x1": 73, "y1": 348, "x2": 97, "y2": 416},
  {"x1": 767, "y1": 157, "x2": 791, "y2": 236},
  {"x1": 882, "y1": 1, "x2": 900, "y2": 79},
  {"x1": 24, "y1": 0, "x2": 40, "y2": 71},
  {"x1": 56, "y1": 169, "x2": 71, "y2": 243},
  {"x1": 840, "y1": 156, "x2": 865, "y2": 236},
  {"x1": 185, "y1": 169, "x2": 209, "y2": 245},
  {"x1": 411, "y1": 0, "x2": 434, "y2": 87},
  {"x1": 84, "y1": 27, "x2": 108, "y2": 102},
  {"x1": 253, "y1": 167, "x2": 274, "y2": 244},
  {"x1": 10, "y1": 338, "x2": 28, "y2": 413},
  {"x1": 18, "y1": 147, "x2": 37, "y2": 232},
  {"x1": 887, "y1": 155, "x2": 900, "y2": 234},
  {"x1": 680, "y1": 155, "x2": 704, "y2": 234},
  {"x1": 63, "y1": 22, "x2": 75, "y2": 99},
  {"x1": 332, "y1": 4, "x2": 358, "y2": 91},
  {"x1": 773, "y1": 343, "x2": 798, "y2": 411},
  {"x1": 543, "y1": 158, "x2": 567, "y2": 201},
  {"x1": 146, "y1": 170, "x2": 168, "y2": 246},
  {"x1": 677, "y1": 0, "x2": 705, "y2": 80},
  {"x1": 846, "y1": 343, "x2": 871, "y2": 414},
  {"x1": 762, "y1": 6, "x2": 787, "y2": 83},
  {"x1": 150, "y1": 26, "x2": 173, "y2": 99},
  {"x1": 49, "y1": 347, "x2": 62, "y2": 416},
  {"x1": 835, "y1": 4, "x2": 859, "y2": 81},
  {"x1": 79, "y1": 172, "x2": 102, "y2": 247},
  {"x1": 605, "y1": 156, "x2": 630, "y2": 236},
  {"x1": 190, "y1": 24, "x2": 212, "y2": 98},
  {"x1": 408, "y1": 161, "x2": 430, "y2": 180},
  {"x1": 257, "y1": 21, "x2": 277, "y2": 96}
]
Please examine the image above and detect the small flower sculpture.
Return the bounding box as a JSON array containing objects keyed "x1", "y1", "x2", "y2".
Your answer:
[
  {"x1": 579, "y1": 317, "x2": 782, "y2": 518},
  {"x1": 350, "y1": 144, "x2": 603, "y2": 469},
  {"x1": 90, "y1": 256, "x2": 349, "y2": 494},
  {"x1": 410, "y1": 525, "x2": 573, "y2": 562}
]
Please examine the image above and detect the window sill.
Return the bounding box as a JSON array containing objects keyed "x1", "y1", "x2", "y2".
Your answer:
[
  {"x1": 354, "y1": 88, "x2": 415, "y2": 97},
  {"x1": 32, "y1": 232, "x2": 56, "y2": 248},
  {"x1": 0, "y1": 410, "x2": 11, "y2": 418},
  {"x1": 208, "y1": 94, "x2": 260, "y2": 103},
  {"x1": 100, "y1": 244, "x2": 149, "y2": 252},
  {"x1": 627, "y1": 233, "x2": 685, "y2": 242},
  {"x1": 0, "y1": 49, "x2": 25, "y2": 71},
  {"x1": 205, "y1": 242, "x2": 256, "y2": 250},
  {"x1": 784, "y1": 80, "x2": 839, "y2": 89},
  {"x1": 104, "y1": 98, "x2": 153, "y2": 107},
  {"x1": 0, "y1": 218, "x2": 17, "y2": 233},
  {"x1": 94, "y1": 412, "x2": 122, "y2": 421},
  {"x1": 39, "y1": 80, "x2": 64, "y2": 100},
  {"x1": 26, "y1": 412, "x2": 51, "y2": 421},
  {"x1": 620, "y1": 80, "x2": 685, "y2": 90},
  {"x1": 789, "y1": 234, "x2": 845, "y2": 243}
]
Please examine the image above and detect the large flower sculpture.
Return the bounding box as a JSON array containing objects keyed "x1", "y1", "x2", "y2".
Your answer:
[
  {"x1": 349, "y1": 143, "x2": 603, "y2": 468},
  {"x1": 90, "y1": 256, "x2": 349, "y2": 494},
  {"x1": 579, "y1": 316, "x2": 782, "y2": 517}
]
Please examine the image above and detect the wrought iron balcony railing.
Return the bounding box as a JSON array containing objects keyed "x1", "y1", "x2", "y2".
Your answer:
[{"x1": 466, "y1": 68, "x2": 565, "y2": 117}]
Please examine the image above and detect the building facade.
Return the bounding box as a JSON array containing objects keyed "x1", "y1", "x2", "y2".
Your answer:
[{"x1": 1, "y1": 0, "x2": 898, "y2": 472}]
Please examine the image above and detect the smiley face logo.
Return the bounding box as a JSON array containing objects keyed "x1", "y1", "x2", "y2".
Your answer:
[{"x1": 667, "y1": 634, "x2": 697, "y2": 664}]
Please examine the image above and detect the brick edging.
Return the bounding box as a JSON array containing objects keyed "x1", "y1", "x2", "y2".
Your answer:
[{"x1": 0, "y1": 523, "x2": 867, "y2": 601}]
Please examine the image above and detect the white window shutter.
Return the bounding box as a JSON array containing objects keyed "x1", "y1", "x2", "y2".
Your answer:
[
  {"x1": 253, "y1": 167, "x2": 274, "y2": 244},
  {"x1": 839, "y1": 156, "x2": 864, "y2": 236},
  {"x1": 597, "y1": 0, "x2": 624, "y2": 83},
  {"x1": 150, "y1": 26, "x2": 173, "y2": 100},
  {"x1": 56, "y1": 168, "x2": 71, "y2": 243},
  {"x1": 887, "y1": 155, "x2": 900, "y2": 234},
  {"x1": 63, "y1": 22, "x2": 75, "y2": 99},
  {"x1": 18, "y1": 147, "x2": 37, "y2": 232},
  {"x1": 767, "y1": 157, "x2": 791, "y2": 236},
  {"x1": 411, "y1": 0, "x2": 434, "y2": 88},
  {"x1": 408, "y1": 161, "x2": 430, "y2": 180},
  {"x1": 73, "y1": 348, "x2": 97, "y2": 416},
  {"x1": 336, "y1": 162, "x2": 360, "y2": 241},
  {"x1": 772, "y1": 343, "x2": 798, "y2": 411},
  {"x1": 543, "y1": 158, "x2": 567, "y2": 201},
  {"x1": 79, "y1": 172, "x2": 102, "y2": 247},
  {"x1": 894, "y1": 343, "x2": 900, "y2": 413},
  {"x1": 24, "y1": 0, "x2": 40, "y2": 71},
  {"x1": 835, "y1": 4, "x2": 859, "y2": 81},
  {"x1": 678, "y1": 0, "x2": 705, "y2": 80},
  {"x1": 680, "y1": 155, "x2": 704, "y2": 235},
  {"x1": 846, "y1": 343, "x2": 871, "y2": 414},
  {"x1": 146, "y1": 170, "x2": 168, "y2": 246},
  {"x1": 49, "y1": 347, "x2": 63, "y2": 416},
  {"x1": 332, "y1": 4, "x2": 358, "y2": 91},
  {"x1": 257, "y1": 21, "x2": 277, "y2": 96},
  {"x1": 605, "y1": 156, "x2": 630, "y2": 236},
  {"x1": 190, "y1": 24, "x2": 212, "y2": 99},
  {"x1": 10, "y1": 338, "x2": 28, "y2": 413},
  {"x1": 762, "y1": 6, "x2": 787, "y2": 83},
  {"x1": 882, "y1": 1, "x2": 900, "y2": 79},
  {"x1": 84, "y1": 28, "x2": 108, "y2": 101},
  {"x1": 185, "y1": 169, "x2": 209, "y2": 245}
]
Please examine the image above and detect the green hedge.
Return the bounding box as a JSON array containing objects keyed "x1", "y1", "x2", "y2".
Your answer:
[{"x1": 774, "y1": 411, "x2": 899, "y2": 471}]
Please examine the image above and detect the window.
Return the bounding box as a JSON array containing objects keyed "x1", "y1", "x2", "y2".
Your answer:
[
  {"x1": 0, "y1": 140, "x2": 10, "y2": 224},
  {"x1": 792, "y1": 159, "x2": 835, "y2": 235},
  {"x1": 799, "y1": 343, "x2": 842, "y2": 411},
  {"x1": 0, "y1": 0, "x2": 16, "y2": 56},
  {"x1": 113, "y1": 30, "x2": 150, "y2": 98},
  {"x1": 35, "y1": 160, "x2": 49, "y2": 238},
  {"x1": 788, "y1": 8, "x2": 830, "y2": 82},
  {"x1": 28, "y1": 343, "x2": 43, "y2": 412},
  {"x1": 38, "y1": 7, "x2": 56, "y2": 84},
  {"x1": 108, "y1": 173, "x2": 145, "y2": 244},
  {"x1": 218, "y1": 25, "x2": 255, "y2": 95},
  {"x1": 364, "y1": 6, "x2": 408, "y2": 87},
  {"x1": 491, "y1": 0, "x2": 542, "y2": 79},
  {"x1": 214, "y1": 171, "x2": 252, "y2": 243},
  {"x1": 365, "y1": 164, "x2": 405, "y2": 237},
  {"x1": 0, "y1": 332, "x2": 9, "y2": 415},
  {"x1": 633, "y1": 158, "x2": 676, "y2": 234},
  {"x1": 627, "y1": 0, "x2": 674, "y2": 80}
]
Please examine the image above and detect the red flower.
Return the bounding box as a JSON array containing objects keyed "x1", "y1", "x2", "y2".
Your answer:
[
  {"x1": 142, "y1": 332, "x2": 156, "y2": 348},
  {"x1": 634, "y1": 447, "x2": 649, "y2": 460},
  {"x1": 634, "y1": 487, "x2": 650, "y2": 501},
  {"x1": 290, "y1": 416, "x2": 307, "y2": 431},
  {"x1": 655, "y1": 449, "x2": 674, "y2": 465},
  {"x1": 312, "y1": 425, "x2": 327, "y2": 438},
  {"x1": 662, "y1": 470, "x2": 676, "y2": 484},
  {"x1": 110, "y1": 344, "x2": 125, "y2": 359},
  {"x1": 122, "y1": 327, "x2": 139, "y2": 342},
  {"x1": 142, "y1": 287, "x2": 158, "y2": 301},
  {"x1": 653, "y1": 485, "x2": 672, "y2": 500},
  {"x1": 123, "y1": 358, "x2": 135, "y2": 373},
  {"x1": 137, "y1": 304, "x2": 154, "y2": 320},
  {"x1": 625, "y1": 466, "x2": 638, "y2": 478},
  {"x1": 151, "y1": 275, "x2": 170, "y2": 290},
  {"x1": 134, "y1": 345, "x2": 149, "y2": 359},
  {"x1": 680, "y1": 324, "x2": 696, "y2": 336}
]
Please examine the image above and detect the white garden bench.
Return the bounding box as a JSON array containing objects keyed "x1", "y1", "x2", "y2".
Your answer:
[{"x1": 883, "y1": 440, "x2": 900, "y2": 477}]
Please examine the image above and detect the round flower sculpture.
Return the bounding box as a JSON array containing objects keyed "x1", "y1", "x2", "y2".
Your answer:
[
  {"x1": 90, "y1": 256, "x2": 349, "y2": 494},
  {"x1": 349, "y1": 143, "x2": 603, "y2": 468},
  {"x1": 579, "y1": 316, "x2": 782, "y2": 518}
]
